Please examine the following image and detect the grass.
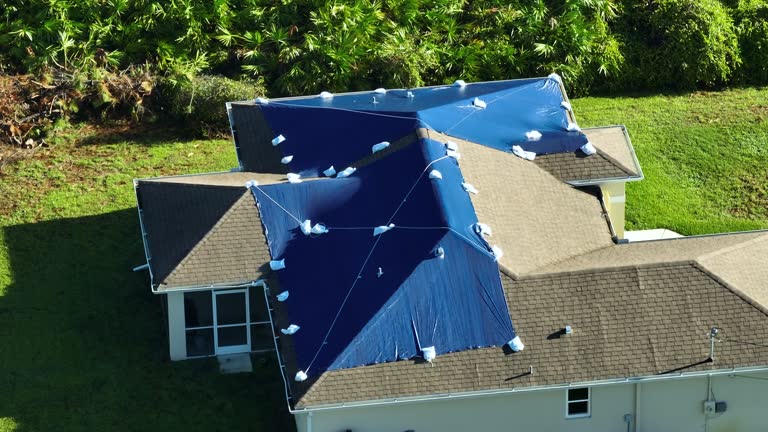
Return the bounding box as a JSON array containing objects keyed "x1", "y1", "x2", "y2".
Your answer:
[
  {"x1": 0, "y1": 87, "x2": 766, "y2": 431},
  {"x1": 0, "y1": 126, "x2": 294, "y2": 432},
  {"x1": 574, "y1": 87, "x2": 768, "y2": 234}
]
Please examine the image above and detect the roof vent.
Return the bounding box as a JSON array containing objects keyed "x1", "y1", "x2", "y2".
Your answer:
[
  {"x1": 270, "y1": 259, "x2": 286, "y2": 270},
  {"x1": 372, "y1": 141, "x2": 390, "y2": 154},
  {"x1": 276, "y1": 291, "x2": 289, "y2": 302},
  {"x1": 281, "y1": 155, "x2": 294, "y2": 164},
  {"x1": 422, "y1": 346, "x2": 436, "y2": 362},
  {"x1": 507, "y1": 336, "x2": 525, "y2": 352},
  {"x1": 429, "y1": 170, "x2": 443, "y2": 180},
  {"x1": 295, "y1": 370, "x2": 308, "y2": 382},
  {"x1": 323, "y1": 166, "x2": 336, "y2": 177},
  {"x1": 272, "y1": 134, "x2": 286, "y2": 146},
  {"x1": 281, "y1": 324, "x2": 300, "y2": 335}
]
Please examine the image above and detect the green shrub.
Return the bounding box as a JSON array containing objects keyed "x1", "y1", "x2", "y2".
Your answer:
[
  {"x1": 158, "y1": 75, "x2": 266, "y2": 134},
  {"x1": 613, "y1": 0, "x2": 741, "y2": 90},
  {"x1": 734, "y1": 0, "x2": 768, "y2": 84}
]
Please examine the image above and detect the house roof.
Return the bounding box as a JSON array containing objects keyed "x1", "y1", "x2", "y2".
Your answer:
[
  {"x1": 135, "y1": 172, "x2": 284, "y2": 290},
  {"x1": 291, "y1": 261, "x2": 768, "y2": 407},
  {"x1": 132, "y1": 78, "x2": 768, "y2": 413}
]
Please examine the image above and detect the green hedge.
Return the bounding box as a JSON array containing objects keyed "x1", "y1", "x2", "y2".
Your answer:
[
  {"x1": 734, "y1": 0, "x2": 768, "y2": 83},
  {"x1": 157, "y1": 75, "x2": 266, "y2": 133},
  {"x1": 614, "y1": 0, "x2": 741, "y2": 90}
]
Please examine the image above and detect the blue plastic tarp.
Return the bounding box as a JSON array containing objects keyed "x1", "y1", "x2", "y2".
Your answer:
[
  {"x1": 255, "y1": 77, "x2": 587, "y2": 177},
  {"x1": 250, "y1": 138, "x2": 515, "y2": 375}
]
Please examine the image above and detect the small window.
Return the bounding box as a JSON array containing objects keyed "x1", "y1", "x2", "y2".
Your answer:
[{"x1": 566, "y1": 387, "x2": 590, "y2": 418}]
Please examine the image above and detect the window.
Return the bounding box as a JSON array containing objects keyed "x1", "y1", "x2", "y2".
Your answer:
[{"x1": 566, "y1": 387, "x2": 590, "y2": 418}]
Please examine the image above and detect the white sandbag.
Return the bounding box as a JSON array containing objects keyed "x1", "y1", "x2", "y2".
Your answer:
[
  {"x1": 491, "y1": 245, "x2": 504, "y2": 261},
  {"x1": 561, "y1": 101, "x2": 572, "y2": 111},
  {"x1": 323, "y1": 166, "x2": 336, "y2": 177},
  {"x1": 287, "y1": 173, "x2": 302, "y2": 183},
  {"x1": 429, "y1": 170, "x2": 443, "y2": 180},
  {"x1": 462, "y1": 183, "x2": 479, "y2": 194},
  {"x1": 295, "y1": 370, "x2": 308, "y2": 382},
  {"x1": 372, "y1": 141, "x2": 390, "y2": 153},
  {"x1": 319, "y1": 91, "x2": 333, "y2": 99},
  {"x1": 255, "y1": 97, "x2": 269, "y2": 104},
  {"x1": 434, "y1": 246, "x2": 445, "y2": 259},
  {"x1": 281, "y1": 155, "x2": 294, "y2": 164},
  {"x1": 422, "y1": 346, "x2": 436, "y2": 362},
  {"x1": 374, "y1": 88, "x2": 387, "y2": 94},
  {"x1": 277, "y1": 291, "x2": 289, "y2": 302},
  {"x1": 300, "y1": 220, "x2": 312, "y2": 235},
  {"x1": 311, "y1": 223, "x2": 328, "y2": 235},
  {"x1": 512, "y1": 145, "x2": 536, "y2": 161},
  {"x1": 453, "y1": 79, "x2": 467, "y2": 87},
  {"x1": 373, "y1": 223, "x2": 395, "y2": 236},
  {"x1": 270, "y1": 259, "x2": 286, "y2": 270},
  {"x1": 272, "y1": 134, "x2": 286, "y2": 146},
  {"x1": 548, "y1": 72, "x2": 562, "y2": 83},
  {"x1": 446, "y1": 150, "x2": 461, "y2": 160},
  {"x1": 336, "y1": 167, "x2": 356, "y2": 178},
  {"x1": 281, "y1": 324, "x2": 300, "y2": 335},
  {"x1": 526, "y1": 130, "x2": 542, "y2": 141},
  {"x1": 245, "y1": 180, "x2": 259, "y2": 189},
  {"x1": 507, "y1": 336, "x2": 525, "y2": 352},
  {"x1": 566, "y1": 122, "x2": 581, "y2": 132},
  {"x1": 580, "y1": 142, "x2": 596, "y2": 155},
  {"x1": 472, "y1": 97, "x2": 487, "y2": 109},
  {"x1": 474, "y1": 223, "x2": 492, "y2": 236},
  {"x1": 445, "y1": 141, "x2": 459, "y2": 151}
]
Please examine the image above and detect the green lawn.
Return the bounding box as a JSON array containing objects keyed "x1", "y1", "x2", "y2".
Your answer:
[
  {"x1": 0, "y1": 87, "x2": 767, "y2": 431},
  {"x1": 0, "y1": 128, "x2": 295, "y2": 432},
  {"x1": 574, "y1": 87, "x2": 768, "y2": 234}
]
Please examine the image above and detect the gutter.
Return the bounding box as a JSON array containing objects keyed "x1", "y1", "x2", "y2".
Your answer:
[
  {"x1": 151, "y1": 280, "x2": 262, "y2": 295},
  {"x1": 291, "y1": 365, "x2": 768, "y2": 413},
  {"x1": 133, "y1": 179, "x2": 155, "y2": 287},
  {"x1": 566, "y1": 125, "x2": 645, "y2": 187}
]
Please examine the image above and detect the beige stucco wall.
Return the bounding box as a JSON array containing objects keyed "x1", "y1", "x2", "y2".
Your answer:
[
  {"x1": 600, "y1": 181, "x2": 626, "y2": 239},
  {"x1": 166, "y1": 291, "x2": 187, "y2": 361},
  {"x1": 297, "y1": 371, "x2": 768, "y2": 432}
]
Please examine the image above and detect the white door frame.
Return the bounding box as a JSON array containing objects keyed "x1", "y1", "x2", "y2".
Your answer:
[{"x1": 213, "y1": 288, "x2": 251, "y2": 355}]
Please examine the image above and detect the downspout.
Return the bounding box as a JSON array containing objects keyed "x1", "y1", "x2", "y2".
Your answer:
[{"x1": 635, "y1": 383, "x2": 641, "y2": 432}]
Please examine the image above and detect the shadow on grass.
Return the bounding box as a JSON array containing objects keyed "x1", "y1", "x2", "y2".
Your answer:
[{"x1": 0, "y1": 209, "x2": 294, "y2": 432}]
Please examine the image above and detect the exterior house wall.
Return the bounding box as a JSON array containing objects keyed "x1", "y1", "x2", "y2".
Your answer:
[
  {"x1": 600, "y1": 181, "x2": 626, "y2": 239},
  {"x1": 167, "y1": 291, "x2": 187, "y2": 361},
  {"x1": 297, "y1": 371, "x2": 768, "y2": 432}
]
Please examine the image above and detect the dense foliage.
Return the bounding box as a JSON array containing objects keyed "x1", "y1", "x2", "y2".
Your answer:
[{"x1": 1, "y1": 0, "x2": 767, "y2": 136}]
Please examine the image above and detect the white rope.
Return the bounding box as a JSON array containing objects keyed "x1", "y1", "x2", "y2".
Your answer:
[{"x1": 252, "y1": 185, "x2": 302, "y2": 225}]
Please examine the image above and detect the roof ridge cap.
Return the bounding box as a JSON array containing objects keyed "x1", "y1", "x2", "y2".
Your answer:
[
  {"x1": 692, "y1": 261, "x2": 768, "y2": 318},
  {"x1": 592, "y1": 147, "x2": 636, "y2": 177},
  {"x1": 697, "y1": 232, "x2": 768, "y2": 262},
  {"x1": 517, "y1": 260, "x2": 696, "y2": 280},
  {"x1": 163, "y1": 190, "x2": 252, "y2": 285}
]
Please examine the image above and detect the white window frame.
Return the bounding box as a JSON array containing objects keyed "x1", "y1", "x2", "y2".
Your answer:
[
  {"x1": 183, "y1": 287, "x2": 274, "y2": 358},
  {"x1": 565, "y1": 387, "x2": 591, "y2": 419}
]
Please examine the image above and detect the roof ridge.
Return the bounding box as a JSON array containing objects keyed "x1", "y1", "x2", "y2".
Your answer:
[
  {"x1": 697, "y1": 232, "x2": 768, "y2": 262},
  {"x1": 518, "y1": 260, "x2": 697, "y2": 280},
  {"x1": 163, "y1": 190, "x2": 253, "y2": 285},
  {"x1": 593, "y1": 148, "x2": 636, "y2": 177},
  {"x1": 691, "y1": 261, "x2": 768, "y2": 318}
]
